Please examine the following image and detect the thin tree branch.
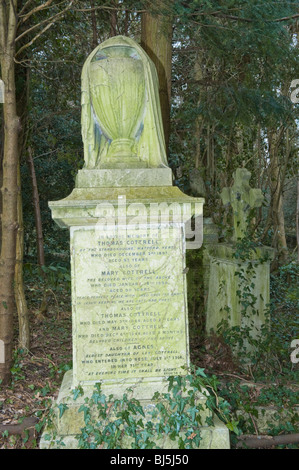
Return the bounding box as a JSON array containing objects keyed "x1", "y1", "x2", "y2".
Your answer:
[
  {"x1": 274, "y1": 12, "x2": 299, "y2": 22},
  {"x1": 74, "y1": 3, "x2": 299, "y2": 23},
  {"x1": 19, "y1": 0, "x2": 35, "y2": 16},
  {"x1": 16, "y1": 8, "x2": 70, "y2": 42},
  {"x1": 210, "y1": 11, "x2": 299, "y2": 24},
  {"x1": 211, "y1": 13, "x2": 253, "y2": 23},
  {"x1": 15, "y1": 21, "x2": 55, "y2": 57},
  {"x1": 74, "y1": 4, "x2": 145, "y2": 13},
  {"x1": 19, "y1": 0, "x2": 54, "y2": 24},
  {"x1": 15, "y1": 1, "x2": 74, "y2": 58}
]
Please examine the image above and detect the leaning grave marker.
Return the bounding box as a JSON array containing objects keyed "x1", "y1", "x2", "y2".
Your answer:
[{"x1": 41, "y1": 36, "x2": 229, "y2": 448}]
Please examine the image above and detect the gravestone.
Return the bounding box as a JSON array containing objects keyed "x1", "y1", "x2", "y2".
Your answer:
[
  {"x1": 206, "y1": 168, "x2": 274, "y2": 349},
  {"x1": 40, "y1": 36, "x2": 229, "y2": 449}
]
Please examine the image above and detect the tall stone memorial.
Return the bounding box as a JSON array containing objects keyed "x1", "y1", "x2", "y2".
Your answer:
[{"x1": 40, "y1": 36, "x2": 229, "y2": 448}]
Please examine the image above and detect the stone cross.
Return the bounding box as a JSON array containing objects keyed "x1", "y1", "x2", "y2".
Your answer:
[{"x1": 220, "y1": 168, "x2": 264, "y2": 241}]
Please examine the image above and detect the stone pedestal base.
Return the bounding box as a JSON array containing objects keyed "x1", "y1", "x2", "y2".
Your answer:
[
  {"x1": 45, "y1": 176, "x2": 214, "y2": 450},
  {"x1": 40, "y1": 370, "x2": 230, "y2": 449},
  {"x1": 75, "y1": 168, "x2": 173, "y2": 188}
]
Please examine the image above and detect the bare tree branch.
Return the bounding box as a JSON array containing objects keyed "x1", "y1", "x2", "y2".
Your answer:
[
  {"x1": 15, "y1": 0, "x2": 74, "y2": 58},
  {"x1": 19, "y1": 0, "x2": 35, "y2": 16},
  {"x1": 15, "y1": 21, "x2": 54, "y2": 57},
  {"x1": 16, "y1": 7, "x2": 70, "y2": 42},
  {"x1": 74, "y1": 4, "x2": 145, "y2": 13},
  {"x1": 208, "y1": 10, "x2": 299, "y2": 24},
  {"x1": 19, "y1": 0, "x2": 54, "y2": 24},
  {"x1": 73, "y1": 2, "x2": 299, "y2": 23},
  {"x1": 274, "y1": 13, "x2": 299, "y2": 22},
  {"x1": 211, "y1": 13, "x2": 252, "y2": 22}
]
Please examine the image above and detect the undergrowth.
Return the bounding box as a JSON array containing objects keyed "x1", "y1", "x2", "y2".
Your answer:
[{"x1": 0, "y1": 256, "x2": 298, "y2": 449}]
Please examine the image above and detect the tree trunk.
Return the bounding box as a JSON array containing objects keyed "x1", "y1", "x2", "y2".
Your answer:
[
  {"x1": 109, "y1": 1, "x2": 117, "y2": 37},
  {"x1": 297, "y1": 174, "x2": 299, "y2": 262},
  {"x1": 194, "y1": 49, "x2": 203, "y2": 170},
  {"x1": 13, "y1": 59, "x2": 30, "y2": 351},
  {"x1": 14, "y1": 163, "x2": 30, "y2": 350},
  {"x1": 0, "y1": 0, "x2": 74, "y2": 385},
  {"x1": 254, "y1": 124, "x2": 263, "y2": 230},
  {"x1": 268, "y1": 128, "x2": 288, "y2": 262},
  {"x1": 27, "y1": 147, "x2": 45, "y2": 267},
  {"x1": 0, "y1": 0, "x2": 20, "y2": 384},
  {"x1": 0, "y1": 119, "x2": 3, "y2": 247},
  {"x1": 141, "y1": 0, "x2": 173, "y2": 152},
  {"x1": 90, "y1": 0, "x2": 98, "y2": 49}
]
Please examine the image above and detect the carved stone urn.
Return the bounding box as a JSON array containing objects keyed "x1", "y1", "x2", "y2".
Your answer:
[{"x1": 89, "y1": 45, "x2": 146, "y2": 166}]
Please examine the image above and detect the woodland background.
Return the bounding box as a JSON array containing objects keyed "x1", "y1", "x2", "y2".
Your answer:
[{"x1": 0, "y1": 0, "x2": 298, "y2": 449}]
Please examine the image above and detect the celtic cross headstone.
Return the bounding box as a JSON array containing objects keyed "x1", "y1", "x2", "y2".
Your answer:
[{"x1": 220, "y1": 168, "x2": 264, "y2": 241}]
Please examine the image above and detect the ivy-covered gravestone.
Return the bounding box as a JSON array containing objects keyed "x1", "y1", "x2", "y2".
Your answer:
[{"x1": 206, "y1": 168, "x2": 274, "y2": 355}]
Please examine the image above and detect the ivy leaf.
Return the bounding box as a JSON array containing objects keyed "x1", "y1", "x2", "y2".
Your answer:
[
  {"x1": 226, "y1": 420, "x2": 241, "y2": 435},
  {"x1": 195, "y1": 368, "x2": 207, "y2": 378},
  {"x1": 72, "y1": 385, "x2": 84, "y2": 401},
  {"x1": 57, "y1": 403, "x2": 68, "y2": 418}
]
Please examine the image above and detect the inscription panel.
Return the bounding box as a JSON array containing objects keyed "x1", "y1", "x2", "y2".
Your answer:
[{"x1": 71, "y1": 225, "x2": 189, "y2": 384}]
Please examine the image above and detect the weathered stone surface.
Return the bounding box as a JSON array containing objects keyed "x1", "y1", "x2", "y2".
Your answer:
[
  {"x1": 205, "y1": 169, "x2": 274, "y2": 352},
  {"x1": 81, "y1": 36, "x2": 168, "y2": 169},
  {"x1": 221, "y1": 168, "x2": 264, "y2": 242},
  {"x1": 40, "y1": 370, "x2": 229, "y2": 450},
  {"x1": 206, "y1": 243, "x2": 274, "y2": 340},
  {"x1": 41, "y1": 35, "x2": 230, "y2": 450},
  {"x1": 40, "y1": 418, "x2": 230, "y2": 450},
  {"x1": 75, "y1": 168, "x2": 173, "y2": 188},
  {"x1": 71, "y1": 224, "x2": 190, "y2": 387},
  {"x1": 49, "y1": 186, "x2": 203, "y2": 229}
]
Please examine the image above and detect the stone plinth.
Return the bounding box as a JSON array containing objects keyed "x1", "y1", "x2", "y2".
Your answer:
[
  {"x1": 41, "y1": 177, "x2": 231, "y2": 448},
  {"x1": 40, "y1": 369, "x2": 229, "y2": 449},
  {"x1": 40, "y1": 179, "x2": 230, "y2": 448}
]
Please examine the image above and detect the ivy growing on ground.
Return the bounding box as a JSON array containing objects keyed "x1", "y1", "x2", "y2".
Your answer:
[
  {"x1": 210, "y1": 232, "x2": 299, "y2": 446},
  {"x1": 45, "y1": 366, "x2": 239, "y2": 449}
]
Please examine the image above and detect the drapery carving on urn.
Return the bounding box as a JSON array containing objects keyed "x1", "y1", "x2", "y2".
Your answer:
[{"x1": 81, "y1": 36, "x2": 168, "y2": 169}]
